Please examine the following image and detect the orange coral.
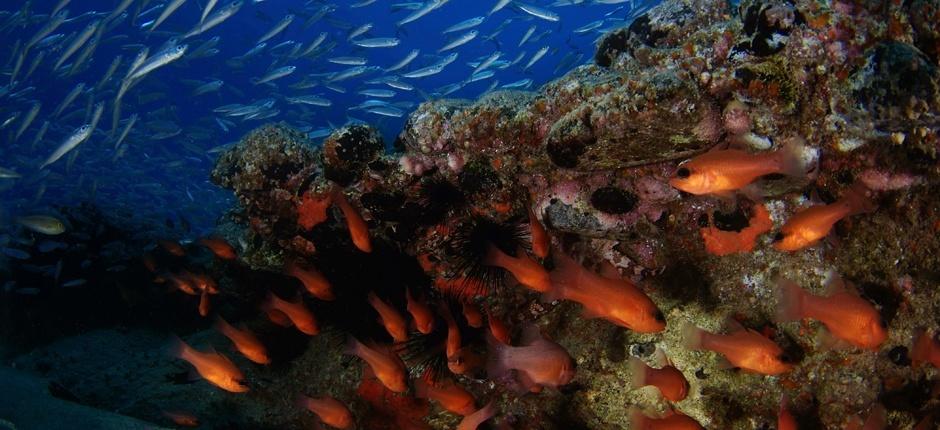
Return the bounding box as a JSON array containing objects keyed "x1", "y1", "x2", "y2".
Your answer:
[
  {"x1": 298, "y1": 192, "x2": 332, "y2": 231},
  {"x1": 700, "y1": 205, "x2": 773, "y2": 256}
]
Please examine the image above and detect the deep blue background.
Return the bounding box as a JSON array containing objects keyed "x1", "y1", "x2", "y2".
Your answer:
[{"x1": 1, "y1": 0, "x2": 657, "y2": 235}]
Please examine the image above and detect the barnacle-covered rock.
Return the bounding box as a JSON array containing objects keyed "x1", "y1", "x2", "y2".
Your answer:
[
  {"x1": 737, "y1": 0, "x2": 804, "y2": 57},
  {"x1": 853, "y1": 42, "x2": 940, "y2": 127},
  {"x1": 322, "y1": 124, "x2": 385, "y2": 186}
]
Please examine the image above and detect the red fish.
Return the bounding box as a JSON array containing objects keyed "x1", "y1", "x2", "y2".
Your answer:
[
  {"x1": 198, "y1": 290, "x2": 211, "y2": 317},
  {"x1": 457, "y1": 402, "x2": 496, "y2": 430},
  {"x1": 441, "y1": 305, "x2": 480, "y2": 375},
  {"x1": 159, "y1": 239, "x2": 186, "y2": 256},
  {"x1": 368, "y1": 292, "x2": 408, "y2": 343},
  {"x1": 345, "y1": 337, "x2": 408, "y2": 393},
  {"x1": 262, "y1": 293, "x2": 319, "y2": 335},
  {"x1": 415, "y1": 377, "x2": 476, "y2": 416},
  {"x1": 529, "y1": 208, "x2": 550, "y2": 259},
  {"x1": 298, "y1": 395, "x2": 354, "y2": 429},
  {"x1": 778, "y1": 395, "x2": 797, "y2": 430},
  {"x1": 333, "y1": 190, "x2": 372, "y2": 253},
  {"x1": 198, "y1": 237, "x2": 237, "y2": 260},
  {"x1": 681, "y1": 322, "x2": 792, "y2": 375},
  {"x1": 297, "y1": 191, "x2": 332, "y2": 231},
  {"x1": 628, "y1": 358, "x2": 688, "y2": 402},
  {"x1": 483, "y1": 245, "x2": 551, "y2": 293},
  {"x1": 462, "y1": 302, "x2": 483, "y2": 328},
  {"x1": 549, "y1": 250, "x2": 665, "y2": 333},
  {"x1": 485, "y1": 305, "x2": 511, "y2": 345},
  {"x1": 910, "y1": 329, "x2": 940, "y2": 368},
  {"x1": 285, "y1": 260, "x2": 334, "y2": 301},
  {"x1": 487, "y1": 325, "x2": 575, "y2": 391},
  {"x1": 162, "y1": 411, "x2": 200, "y2": 427},
  {"x1": 670, "y1": 138, "x2": 806, "y2": 195},
  {"x1": 774, "y1": 183, "x2": 875, "y2": 251},
  {"x1": 405, "y1": 287, "x2": 435, "y2": 334},
  {"x1": 170, "y1": 337, "x2": 248, "y2": 393},
  {"x1": 776, "y1": 278, "x2": 886, "y2": 350},
  {"x1": 844, "y1": 404, "x2": 885, "y2": 430},
  {"x1": 630, "y1": 409, "x2": 703, "y2": 430},
  {"x1": 215, "y1": 316, "x2": 270, "y2": 365}
]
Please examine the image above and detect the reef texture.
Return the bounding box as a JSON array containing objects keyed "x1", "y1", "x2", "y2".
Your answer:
[{"x1": 9, "y1": 0, "x2": 940, "y2": 428}]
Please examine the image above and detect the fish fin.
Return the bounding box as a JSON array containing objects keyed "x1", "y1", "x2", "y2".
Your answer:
[
  {"x1": 343, "y1": 337, "x2": 362, "y2": 357},
  {"x1": 814, "y1": 327, "x2": 853, "y2": 351},
  {"x1": 266, "y1": 309, "x2": 293, "y2": 327},
  {"x1": 519, "y1": 323, "x2": 543, "y2": 345},
  {"x1": 650, "y1": 347, "x2": 669, "y2": 368},
  {"x1": 482, "y1": 243, "x2": 507, "y2": 269},
  {"x1": 775, "y1": 278, "x2": 806, "y2": 323},
  {"x1": 821, "y1": 270, "x2": 850, "y2": 296},
  {"x1": 597, "y1": 260, "x2": 620, "y2": 279},
  {"x1": 484, "y1": 331, "x2": 510, "y2": 380},
  {"x1": 715, "y1": 356, "x2": 738, "y2": 370},
  {"x1": 168, "y1": 334, "x2": 189, "y2": 359},
  {"x1": 545, "y1": 247, "x2": 581, "y2": 301},
  {"x1": 679, "y1": 321, "x2": 704, "y2": 350},
  {"x1": 627, "y1": 357, "x2": 649, "y2": 389},
  {"x1": 580, "y1": 307, "x2": 603, "y2": 320},
  {"x1": 775, "y1": 136, "x2": 811, "y2": 178}
]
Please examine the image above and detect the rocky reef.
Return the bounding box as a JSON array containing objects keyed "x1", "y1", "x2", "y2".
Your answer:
[{"x1": 6, "y1": 0, "x2": 940, "y2": 428}]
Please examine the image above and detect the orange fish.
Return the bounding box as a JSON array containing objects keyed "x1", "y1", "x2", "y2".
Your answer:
[
  {"x1": 415, "y1": 377, "x2": 476, "y2": 416},
  {"x1": 191, "y1": 272, "x2": 219, "y2": 294},
  {"x1": 162, "y1": 411, "x2": 200, "y2": 427},
  {"x1": 198, "y1": 290, "x2": 211, "y2": 317},
  {"x1": 405, "y1": 287, "x2": 435, "y2": 334},
  {"x1": 549, "y1": 250, "x2": 665, "y2": 333},
  {"x1": 167, "y1": 272, "x2": 199, "y2": 295},
  {"x1": 776, "y1": 278, "x2": 886, "y2": 350},
  {"x1": 457, "y1": 402, "x2": 496, "y2": 430},
  {"x1": 681, "y1": 322, "x2": 792, "y2": 375},
  {"x1": 630, "y1": 409, "x2": 703, "y2": 430},
  {"x1": 298, "y1": 395, "x2": 354, "y2": 429},
  {"x1": 669, "y1": 138, "x2": 806, "y2": 195},
  {"x1": 159, "y1": 239, "x2": 186, "y2": 257},
  {"x1": 262, "y1": 293, "x2": 319, "y2": 335},
  {"x1": 285, "y1": 260, "x2": 334, "y2": 301},
  {"x1": 170, "y1": 337, "x2": 248, "y2": 393},
  {"x1": 778, "y1": 395, "x2": 797, "y2": 430},
  {"x1": 529, "y1": 208, "x2": 550, "y2": 259},
  {"x1": 773, "y1": 183, "x2": 876, "y2": 251},
  {"x1": 142, "y1": 254, "x2": 158, "y2": 272},
  {"x1": 485, "y1": 305, "x2": 511, "y2": 345},
  {"x1": 487, "y1": 325, "x2": 575, "y2": 391},
  {"x1": 215, "y1": 316, "x2": 271, "y2": 365},
  {"x1": 910, "y1": 329, "x2": 940, "y2": 368},
  {"x1": 345, "y1": 337, "x2": 408, "y2": 393},
  {"x1": 368, "y1": 292, "x2": 408, "y2": 343},
  {"x1": 333, "y1": 190, "x2": 372, "y2": 253},
  {"x1": 483, "y1": 245, "x2": 551, "y2": 293},
  {"x1": 462, "y1": 302, "x2": 483, "y2": 328},
  {"x1": 198, "y1": 237, "x2": 237, "y2": 260},
  {"x1": 844, "y1": 404, "x2": 885, "y2": 430},
  {"x1": 441, "y1": 304, "x2": 478, "y2": 375},
  {"x1": 628, "y1": 358, "x2": 688, "y2": 402}
]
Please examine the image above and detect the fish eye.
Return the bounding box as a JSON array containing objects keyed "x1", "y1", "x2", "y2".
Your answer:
[
  {"x1": 772, "y1": 232, "x2": 785, "y2": 242},
  {"x1": 675, "y1": 167, "x2": 691, "y2": 178},
  {"x1": 878, "y1": 319, "x2": 887, "y2": 329},
  {"x1": 653, "y1": 310, "x2": 666, "y2": 323},
  {"x1": 778, "y1": 353, "x2": 792, "y2": 363}
]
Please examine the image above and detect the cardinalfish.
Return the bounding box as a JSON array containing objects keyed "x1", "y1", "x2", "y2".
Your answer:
[
  {"x1": 215, "y1": 316, "x2": 270, "y2": 365},
  {"x1": 162, "y1": 411, "x2": 200, "y2": 427},
  {"x1": 441, "y1": 304, "x2": 482, "y2": 375},
  {"x1": 670, "y1": 138, "x2": 807, "y2": 195},
  {"x1": 776, "y1": 277, "x2": 886, "y2": 350},
  {"x1": 549, "y1": 250, "x2": 665, "y2": 333},
  {"x1": 628, "y1": 357, "x2": 689, "y2": 402},
  {"x1": 285, "y1": 260, "x2": 334, "y2": 300},
  {"x1": 415, "y1": 377, "x2": 476, "y2": 416},
  {"x1": 681, "y1": 321, "x2": 792, "y2": 375},
  {"x1": 170, "y1": 337, "x2": 248, "y2": 393},
  {"x1": 297, "y1": 395, "x2": 354, "y2": 430},
  {"x1": 773, "y1": 182, "x2": 876, "y2": 251},
  {"x1": 909, "y1": 329, "x2": 940, "y2": 368},
  {"x1": 483, "y1": 245, "x2": 551, "y2": 293},
  {"x1": 345, "y1": 337, "x2": 408, "y2": 393},
  {"x1": 333, "y1": 189, "x2": 372, "y2": 253},
  {"x1": 158, "y1": 239, "x2": 186, "y2": 257},
  {"x1": 844, "y1": 404, "x2": 886, "y2": 430},
  {"x1": 457, "y1": 402, "x2": 496, "y2": 430},
  {"x1": 630, "y1": 409, "x2": 704, "y2": 430},
  {"x1": 405, "y1": 287, "x2": 435, "y2": 334},
  {"x1": 262, "y1": 293, "x2": 320, "y2": 335},
  {"x1": 485, "y1": 305, "x2": 512, "y2": 345},
  {"x1": 529, "y1": 208, "x2": 550, "y2": 259},
  {"x1": 368, "y1": 292, "x2": 409, "y2": 343},
  {"x1": 462, "y1": 302, "x2": 483, "y2": 328},
  {"x1": 486, "y1": 324, "x2": 575, "y2": 392},
  {"x1": 778, "y1": 396, "x2": 797, "y2": 430},
  {"x1": 198, "y1": 237, "x2": 237, "y2": 260}
]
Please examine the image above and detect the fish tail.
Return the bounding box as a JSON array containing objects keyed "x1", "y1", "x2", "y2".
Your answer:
[
  {"x1": 168, "y1": 334, "x2": 190, "y2": 360},
  {"x1": 214, "y1": 315, "x2": 234, "y2": 336},
  {"x1": 628, "y1": 408, "x2": 652, "y2": 429},
  {"x1": 679, "y1": 321, "x2": 704, "y2": 350},
  {"x1": 482, "y1": 243, "x2": 508, "y2": 270},
  {"x1": 343, "y1": 336, "x2": 362, "y2": 357},
  {"x1": 627, "y1": 357, "x2": 649, "y2": 389},
  {"x1": 774, "y1": 278, "x2": 806, "y2": 323},
  {"x1": 484, "y1": 331, "x2": 510, "y2": 380},
  {"x1": 839, "y1": 181, "x2": 877, "y2": 216},
  {"x1": 774, "y1": 136, "x2": 811, "y2": 178}
]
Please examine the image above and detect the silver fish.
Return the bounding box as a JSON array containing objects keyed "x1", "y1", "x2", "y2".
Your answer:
[
  {"x1": 328, "y1": 56, "x2": 367, "y2": 65},
  {"x1": 397, "y1": 0, "x2": 448, "y2": 26},
  {"x1": 128, "y1": 44, "x2": 187, "y2": 80},
  {"x1": 53, "y1": 82, "x2": 85, "y2": 117},
  {"x1": 386, "y1": 49, "x2": 419, "y2": 72},
  {"x1": 54, "y1": 20, "x2": 100, "y2": 69},
  {"x1": 183, "y1": 0, "x2": 242, "y2": 39},
  {"x1": 517, "y1": 3, "x2": 560, "y2": 21},
  {"x1": 347, "y1": 23, "x2": 372, "y2": 40},
  {"x1": 194, "y1": 79, "x2": 224, "y2": 95},
  {"x1": 113, "y1": 113, "x2": 137, "y2": 149},
  {"x1": 519, "y1": 25, "x2": 536, "y2": 47},
  {"x1": 40, "y1": 124, "x2": 93, "y2": 169},
  {"x1": 254, "y1": 65, "x2": 295, "y2": 85},
  {"x1": 489, "y1": 0, "x2": 511, "y2": 15},
  {"x1": 443, "y1": 16, "x2": 484, "y2": 34},
  {"x1": 200, "y1": 0, "x2": 219, "y2": 23},
  {"x1": 257, "y1": 14, "x2": 294, "y2": 44},
  {"x1": 352, "y1": 37, "x2": 400, "y2": 48},
  {"x1": 285, "y1": 95, "x2": 332, "y2": 107},
  {"x1": 438, "y1": 30, "x2": 477, "y2": 52},
  {"x1": 524, "y1": 46, "x2": 550, "y2": 70},
  {"x1": 150, "y1": 0, "x2": 187, "y2": 31},
  {"x1": 14, "y1": 102, "x2": 40, "y2": 142}
]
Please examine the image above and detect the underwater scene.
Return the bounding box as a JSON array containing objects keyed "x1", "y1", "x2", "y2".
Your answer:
[{"x1": 1, "y1": 0, "x2": 940, "y2": 428}]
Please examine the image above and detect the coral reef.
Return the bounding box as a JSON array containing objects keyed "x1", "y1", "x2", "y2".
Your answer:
[{"x1": 6, "y1": 0, "x2": 940, "y2": 428}]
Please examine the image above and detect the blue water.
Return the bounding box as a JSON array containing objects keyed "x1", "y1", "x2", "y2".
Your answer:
[{"x1": 1, "y1": 0, "x2": 657, "y2": 235}]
